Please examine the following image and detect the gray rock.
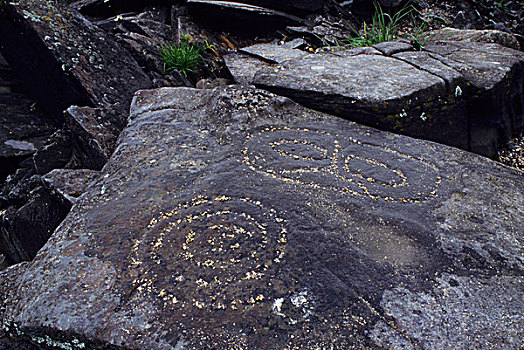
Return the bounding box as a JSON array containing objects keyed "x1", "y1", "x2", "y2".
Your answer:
[
  {"x1": 42, "y1": 169, "x2": 100, "y2": 204},
  {"x1": 425, "y1": 41, "x2": 524, "y2": 156},
  {"x1": 225, "y1": 41, "x2": 524, "y2": 157},
  {"x1": 227, "y1": 45, "x2": 469, "y2": 150},
  {"x1": 64, "y1": 106, "x2": 122, "y2": 170},
  {"x1": 188, "y1": 0, "x2": 326, "y2": 17},
  {"x1": 425, "y1": 28, "x2": 521, "y2": 51},
  {"x1": 0, "y1": 254, "x2": 7, "y2": 271},
  {"x1": 0, "y1": 85, "x2": 522, "y2": 349},
  {"x1": 186, "y1": 0, "x2": 305, "y2": 33},
  {"x1": 373, "y1": 40, "x2": 413, "y2": 56},
  {"x1": 0, "y1": 175, "x2": 71, "y2": 264},
  {"x1": 0, "y1": 56, "x2": 57, "y2": 182},
  {"x1": 240, "y1": 43, "x2": 309, "y2": 63},
  {"x1": 0, "y1": 0, "x2": 152, "y2": 122},
  {"x1": 32, "y1": 129, "x2": 74, "y2": 175}
]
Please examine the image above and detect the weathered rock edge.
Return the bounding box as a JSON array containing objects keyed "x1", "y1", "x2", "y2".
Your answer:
[
  {"x1": 0, "y1": 0, "x2": 152, "y2": 122},
  {"x1": 225, "y1": 40, "x2": 524, "y2": 157},
  {"x1": 0, "y1": 86, "x2": 522, "y2": 349}
]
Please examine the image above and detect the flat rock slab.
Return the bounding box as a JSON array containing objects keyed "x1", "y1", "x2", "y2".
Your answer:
[
  {"x1": 225, "y1": 40, "x2": 524, "y2": 157},
  {"x1": 0, "y1": 0, "x2": 152, "y2": 121},
  {"x1": 187, "y1": 0, "x2": 305, "y2": 32},
  {"x1": 425, "y1": 28, "x2": 521, "y2": 50},
  {"x1": 1, "y1": 86, "x2": 523, "y2": 349}
]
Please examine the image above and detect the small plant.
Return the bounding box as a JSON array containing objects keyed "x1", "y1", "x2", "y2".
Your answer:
[
  {"x1": 496, "y1": 0, "x2": 510, "y2": 12},
  {"x1": 408, "y1": 20, "x2": 429, "y2": 49},
  {"x1": 157, "y1": 38, "x2": 201, "y2": 76},
  {"x1": 312, "y1": 33, "x2": 345, "y2": 53},
  {"x1": 347, "y1": 2, "x2": 413, "y2": 48}
]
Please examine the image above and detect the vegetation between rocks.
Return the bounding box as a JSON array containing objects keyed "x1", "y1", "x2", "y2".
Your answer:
[
  {"x1": 157, "y1": 38, "x2": 202, "y2": 77},
  {"x1": 347, "y1": 2, "x2": 427, "y2": 48}
]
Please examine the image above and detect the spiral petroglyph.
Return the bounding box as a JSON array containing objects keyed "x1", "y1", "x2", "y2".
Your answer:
[
  {"x1": 242, "y1": 126, "x2": 442, "y2": 203},
  {"x1": 127, "y1": 195, "x2": 288, "y2": 311}
]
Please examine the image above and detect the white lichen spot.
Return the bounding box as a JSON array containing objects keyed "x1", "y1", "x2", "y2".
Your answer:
[
  {"x1": 455, "y1": 85, "x2": 462, "y2": 97},
  {"x1": 272, "y1": 298, "x2": 285, "y2": 317},
  {"x1": 290, "y1": 290, "x2": 308, "y2": 308}
]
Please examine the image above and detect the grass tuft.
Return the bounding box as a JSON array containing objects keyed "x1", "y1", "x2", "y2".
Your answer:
[
  {"x1": 157, "y1": 39, "x2": 201, "y2": 76},
  {"x1": 347, "y1": 2, "x2": 413, "y2": 48}
]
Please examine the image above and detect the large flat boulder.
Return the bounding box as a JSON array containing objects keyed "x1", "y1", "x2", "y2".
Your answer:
[
  {"x1": 0, "y1": 0, "x2": 152, "y2": 122},
  {"x1": 0, "y1": 85, "x2": 522, "y2": 349},
  {"x1": 225, "y1": 41, "x2": 524, "y2": 157}
]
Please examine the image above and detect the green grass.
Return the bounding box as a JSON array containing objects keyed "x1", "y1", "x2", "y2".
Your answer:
[
  {"x1": 347, "y1": 2, "x2": 413, "y2": 48},
  {"x1": 157, "y1": 39, "x2": 201, "y2": 76}
]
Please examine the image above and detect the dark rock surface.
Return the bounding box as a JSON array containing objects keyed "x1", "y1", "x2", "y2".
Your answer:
[
  {"x1": 416, "y1": 0, "x2": 524, "y2": 49},
  {"x1": 425, "y1": 28, "x2": 521, "y2": 50},
  {"x1": 216, "y1": 0, "x2": 327, "y2": 15},
  {"x1": 0, "y1": 85, "x2": 522, "y2": 349},
  {"x1": 0, "y1": 0, "x2": 157, "y2": 268},
  {"x1": 0, "y1": 0, "x2": 152, "y2": 122},
  {"x1": 422, "y1": 41, "x2": 524, "y2": 156},
  {"x1": 0, "y1": 58, "x2": 57, "y2": 183},
  {"x1": 225, "y1": 39, "x2": 524, "y2": 157},
  {"x1": 186, "y1": 0, "x2": 305, "y2": 33},
  {"x1": 42, "y1": 169, "x2": 101, "y2": 204},
  {"x1": 0, "y1": 175, "x2": 71, "y2": 265},
  {"x1": 64, "y1": 106, "x2": 122, "y2": 170},
  {"x1": 65, "y1": 0, "x2": 171, "y2": 17}
]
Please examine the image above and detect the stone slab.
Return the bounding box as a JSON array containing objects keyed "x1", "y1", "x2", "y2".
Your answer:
[
  {"x1": 0, "y1": 85, "x2": 522, "y2": 349},
  {"x1": 0, "y1": 0, "x2": 152, "y2": 122},
  {"x1": 225, "y1": 41, "x2": 524, "y2": 157}
]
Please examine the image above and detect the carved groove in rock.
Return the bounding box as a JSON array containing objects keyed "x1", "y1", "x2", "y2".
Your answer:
[
  {"x1": 127, "y1": 195, "x2": 288, "y2": 312},
  {"x1": 242, "y1": 126, "x2": 442, "y2": 203}
]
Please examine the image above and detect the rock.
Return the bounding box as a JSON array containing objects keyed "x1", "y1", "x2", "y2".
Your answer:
[
  {"x1": 42, "y1": 169, "x2": 100, "y2": 204},
  {"x1": 225, "y1": 41, "x2": 524, "y2": 157},
  {"x1": 226, "y1": 43, "x2": 469, "y2": 150},
  {"x1": 186, "y1": 0, "x2": 305, "y2": 33},
  {"x1": 195, "y1": 78, "x2": 231, "y2": 89},
  {"x1": 187, "y1": 0, "x2": 338, "y2": 18},
  {"x1": 0, "y1": 54, "x2": 57, "y2": 183},
  {"x1": 286, "y1": 15, "x2": 357, "y2": 48},
  {"x1": 0, "y1": 85, "x2": 522, "y2": 349},
  {"x1": 350, "y1": 0, "x2": 407, "y2": 16},
  {"x1": 227, "y1": 0, "x2": 327, "y2": 15},
  {"x1": 240, "y1": 43, "x2": 310, "y2": 63},
  {"x1": 66, "y1": 0, "x2": 170, "y2": 17},
  {"x1": 425, "y1": 28, "x2": 521, "y2": 50},
  {"x1": 0, "y1": 254, "x2": 7, "y2": 271},
  {"x1": 95, "y1": 5, "x2": 231, "y2": 87},
  {"x1": 424, "y1": 41, "x2": 524, "y2": 156},
  {"x1": 64, "y1": 106, "x2": 122, "y2": 170},
  {"x1": 32, "y1": 130, "x2": 75, "y2": 175},
  {"x1": 0, "y1": 0, "x2": 152, "y2": 123},
  {"x1": 372, "y1": 39, "x2": 413, "y2": 55},
  {"x1": 0, "y1": 175, "x2": 71, "y2": 264},
  {"x1": 94, "y1": 8, "x2": 173, "y2": 76}
]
